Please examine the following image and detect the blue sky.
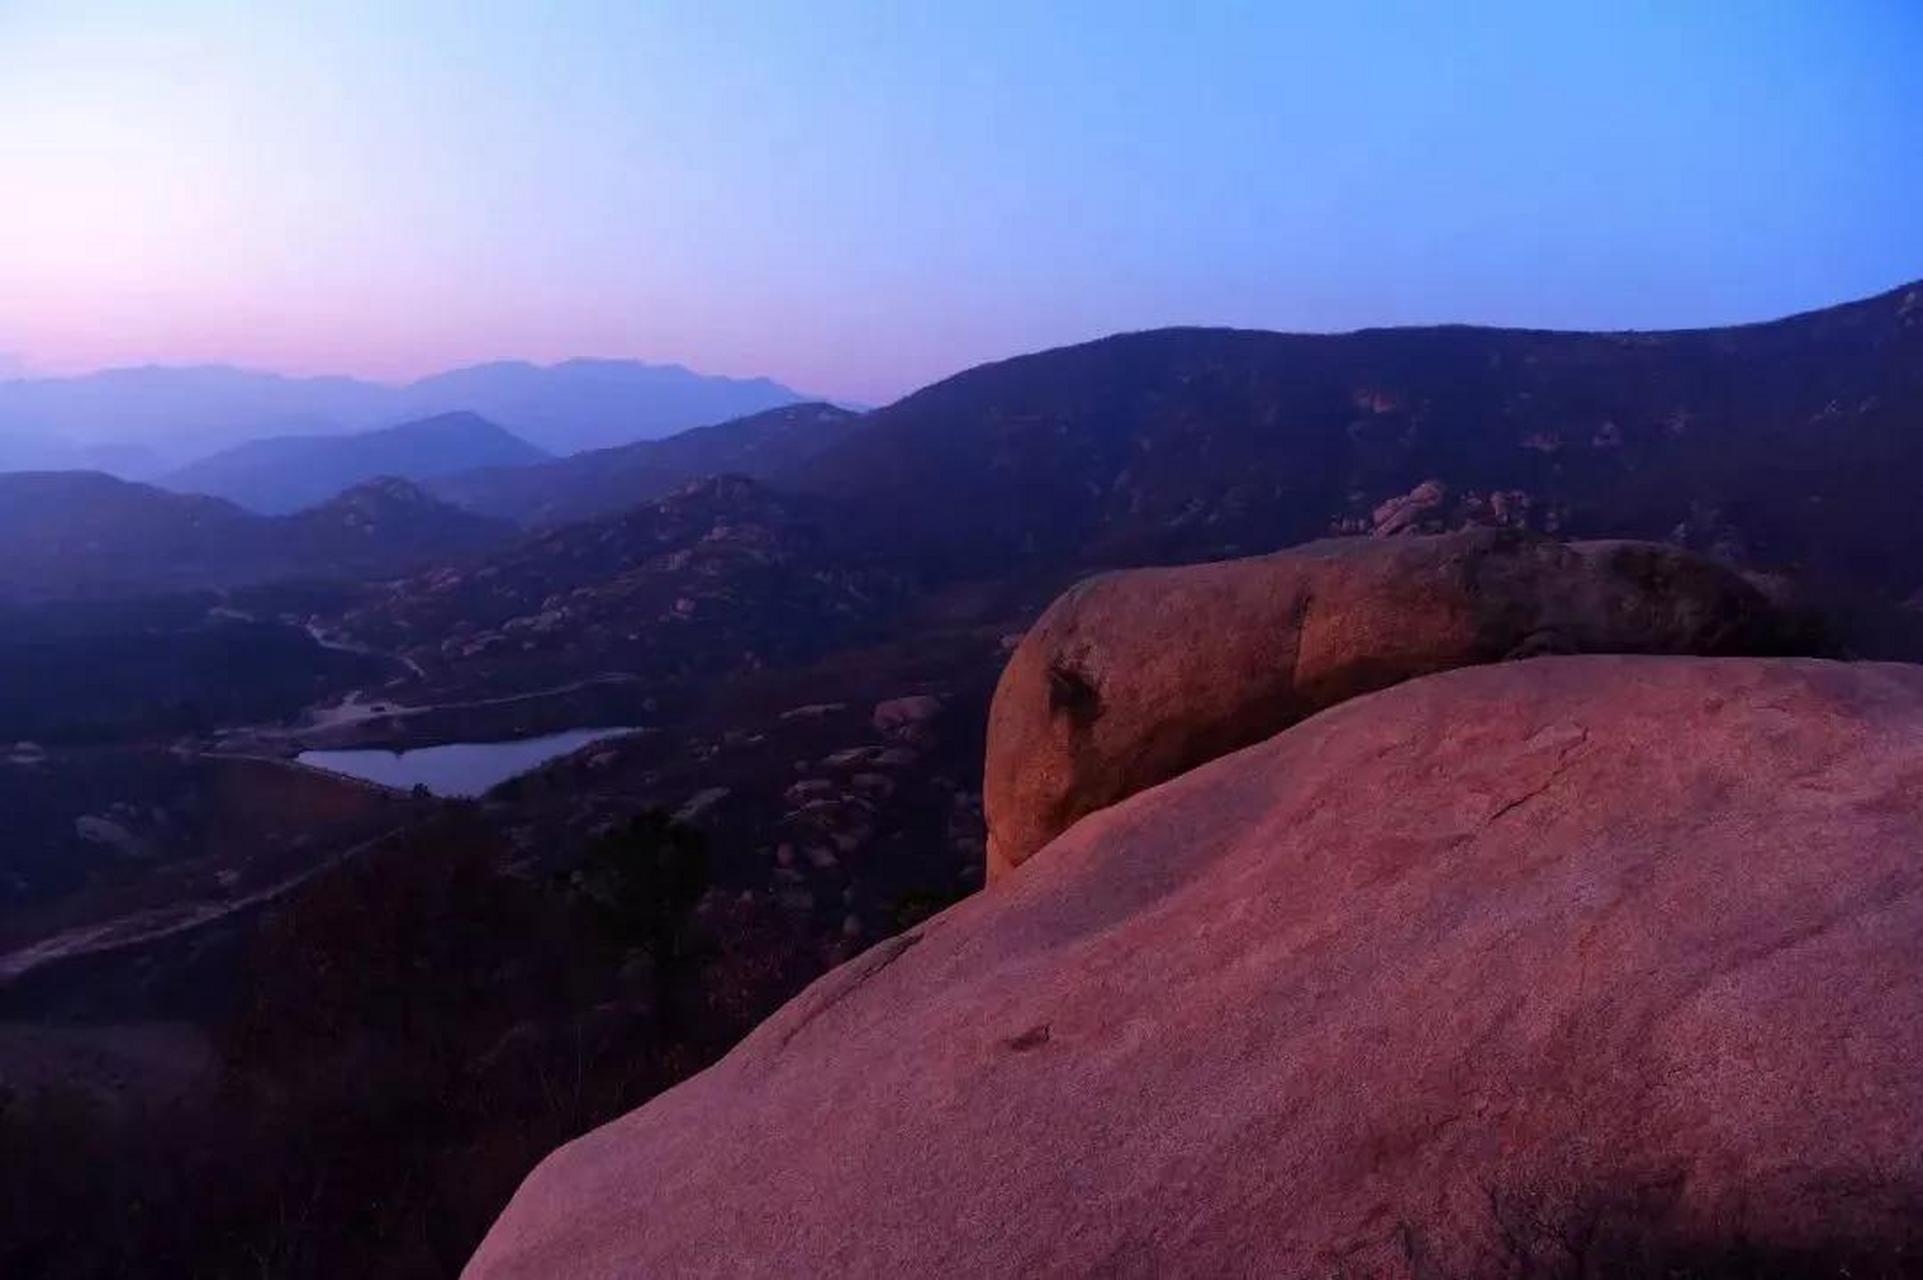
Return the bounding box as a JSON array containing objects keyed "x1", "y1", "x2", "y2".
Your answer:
[{"x1": 1, "y1": 1, "x2": 1918, "y2": 402}]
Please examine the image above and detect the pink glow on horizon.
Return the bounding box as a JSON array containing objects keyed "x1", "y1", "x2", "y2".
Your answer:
[
  {"x1": 1, "y1": 258, "x2": 1112, "y2": 403},
  {"x1": 0, "y1": 280, "x2": 970, "y2": 403},
  {"x1": 4, "y1": 5, "x2": 1918, "y2": 409}
]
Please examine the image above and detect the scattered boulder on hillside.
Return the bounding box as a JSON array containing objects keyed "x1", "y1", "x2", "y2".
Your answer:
[
  {"x1": 872, "y1": 694, "x2": 943, "y2": 744},
  {"x1": 73, "y1": 814, "x2": 150, "y2": 860},
  {"x1": 984, "y1": 529, "x2": 1803, "y2": 878},
  {"x1": 469, "y1": 657, "x2": 1923, "y2": 1277},
  {"x1": 673, "y1": 787, "x2": 730, "y2": 824},
  {"x1": 780, "y1": 703, "x2": 847, "y2": 722},
  {"x1": 5, "y1": 742, "x2": 47, "y2": 767},
  {"x1": 1369, "y1": 477, "x2": 1448, "y2": 535}
]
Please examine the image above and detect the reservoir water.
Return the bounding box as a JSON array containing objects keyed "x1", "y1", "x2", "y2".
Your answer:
[{"x1": 298, "y1": 726, "x2": 640, "y2": 797}]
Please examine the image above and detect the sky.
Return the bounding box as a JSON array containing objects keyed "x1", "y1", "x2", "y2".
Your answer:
[{"x1": 0, "y1": 1, "x2": 1919, "y2": 405}]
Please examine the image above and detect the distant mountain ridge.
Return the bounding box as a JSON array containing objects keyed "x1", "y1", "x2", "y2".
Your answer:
[
  {"x1": 334, "y1": 473, "x2": 908, "y2": 700},
  {"x1": 0, "y1": 358, "x2": 809, "y2": 469},
  {"x1": 0, "y1": 432, "x2": 166, "y2": 477},
  {"x1": 399, "y1": 359, "x2": 806, "y2": 453},
  {"x1": 0, "y1": 471, "x2": 513, "y2": 599},
  {"x1": 12, "y1": 277, "x2": 1923, "y2": 627},
  {"x1": 336, "y1": 277, "x2": 1923, "y2": 634},
  {"x1": 162, "y1": 412, "x2": 549, "y2": 513},
  {"x1": 427, "y1": 402, "x2": 862, "y2": 525},
  {"x1": 0, "y1": 366, "x2": 394, "y2": 472}
]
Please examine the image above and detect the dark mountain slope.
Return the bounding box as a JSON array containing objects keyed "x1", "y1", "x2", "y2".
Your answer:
[
  {"x1": 274, "y1": 477, "x2": 518, "y2": 577},
  {"x1": 0, "y1": 472, "x2": 266, "y2": 597},
  {"x1": 161, "y1": 412, "x2": 548, "y2": 513},
  {"x1": 0, "y1": 472, "x2": 516, "y2": 599},
  {"x1": 427, "y1": 402, "x2": 862, "y2": 525},
  {"x1": 0, "y1": 592, "x2": 390, "y2": 743},
  {"x1": 337, "y1": 474, "x2": 908, "y2": 700},
  {"x1": 791, "y1": 279, "x2": 1923, "y2": 597}
]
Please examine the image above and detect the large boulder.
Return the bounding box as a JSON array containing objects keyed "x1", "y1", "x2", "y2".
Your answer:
[
  {"x1": 984, "y1": 529, "x2": 1796, "y2": 879},
  {"x1": 469, "y1": 656, "x2": 1923, "y2": 1278}
]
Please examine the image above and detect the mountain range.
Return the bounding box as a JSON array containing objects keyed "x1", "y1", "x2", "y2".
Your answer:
[
  {"x1": 423, "y1": 402, "x2": 862, "y2": 524},
  {"x1": 7, "y1": 278, "x2": 1923, "y2": 635},
  {"x1": 0, "y1": 358, "x2": 808, "y2": 471},
  {"x1": 0, "y1": 471, "x2": 512, "y2": 599},
  {"x1": 161, "y1": 412, "x2": 549, "y2": 514},
  {"x1": 395, "y1": 360, "x2": 808, "y2": 455}
]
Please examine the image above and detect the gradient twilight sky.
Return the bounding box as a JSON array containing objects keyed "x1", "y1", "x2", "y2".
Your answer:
[{"x1": 1, "y1": 2, "x2": 1919, "y2": 404}]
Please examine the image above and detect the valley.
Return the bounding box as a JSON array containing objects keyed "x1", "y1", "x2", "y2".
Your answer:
[{"x1": 5, "y1": 279, "x2": 1923, "y2": 1277}]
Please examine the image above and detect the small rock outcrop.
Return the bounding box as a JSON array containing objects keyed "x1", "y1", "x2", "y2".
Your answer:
[
  {"x1": 468, "y1": 657, "x2": 1923, "y2": 1277},
  {"x1": 984, "y1": 529, "x2": 1798, "y2": 878},
  {"x1": 1369, "y1": 477, "x2": 1448, "y2": 535},
  {"x1": 871, "y1": 694, "x2": 943, "y2": 743}
]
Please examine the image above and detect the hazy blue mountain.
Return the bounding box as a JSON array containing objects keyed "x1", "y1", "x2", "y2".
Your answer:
[
  {"x1": 0, "y1": 366, "x2": 393, "y2": 469},
  {"x1": 0, "y1": 427, "x2": 166, "y2": 477},
  {"x1": 0, "y1": 359, "x2": 807, "y2": 470},
  {"x1": 392, "y1": 359, "x2": 805, "y2": 452},
  {"x1": 427, "y1": 402, "x2": 862, "y2": 525},
  {"x1": 162, "y1": 412, "x2": 550, "y2": 513}
]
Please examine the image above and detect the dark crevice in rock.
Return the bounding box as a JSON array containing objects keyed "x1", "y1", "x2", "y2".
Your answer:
[
  {"x1": 1003, "y1": 1023, "x2": 1051, "y2": 1053},
  {"x1": 774, "y1": 929, "x2": 924, "y2": 1053},
  {"x1": 1048, "y1": 662, "x2": 1103, "y2": 726}
]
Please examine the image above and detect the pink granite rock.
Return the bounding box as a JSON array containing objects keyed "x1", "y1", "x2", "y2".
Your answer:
[
  {"x1": 470, "y1": 656, "x2": 1923, "y2": 1278},
  {"x1": 984, "y1": 529, "x2": 1794, "y2": 879}
]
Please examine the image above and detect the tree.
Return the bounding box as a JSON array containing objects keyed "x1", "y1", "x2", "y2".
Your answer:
[{"x1": 573, "y1": 811, "x2": 711, "y2": 1030}]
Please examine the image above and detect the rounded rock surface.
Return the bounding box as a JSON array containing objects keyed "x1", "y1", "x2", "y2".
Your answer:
[
  {"x1": 469, "y1": 656, "x2": 1923, "y2": 1278},
  {"x1": 984, "y1": 529, "x2": 1795, "y2": 879}
]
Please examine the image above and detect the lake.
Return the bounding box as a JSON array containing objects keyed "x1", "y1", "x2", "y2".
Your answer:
[{"x1": 298, "y1": 726, "x2": 641, "y2": 797}]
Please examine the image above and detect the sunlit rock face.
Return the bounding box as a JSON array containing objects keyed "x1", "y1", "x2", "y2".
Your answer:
[
  {"x1": 983, "y1": 529, "x2": 1798, "y2": 879},
  {"x1": 468, "y1": 655, "x2": 1923, "y2": 1279}
]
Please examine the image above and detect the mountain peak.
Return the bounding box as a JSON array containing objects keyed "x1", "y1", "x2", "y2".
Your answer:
[
  {"x1": 318, "y1": 474, "x2": 441, "y2": 508},
  {"x1": 160, "y1": 412, "x2": 548, "y2": 513}
]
